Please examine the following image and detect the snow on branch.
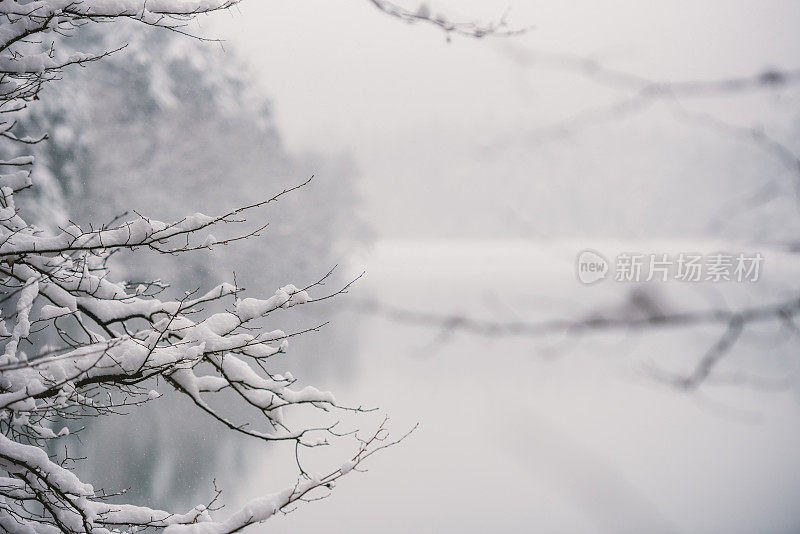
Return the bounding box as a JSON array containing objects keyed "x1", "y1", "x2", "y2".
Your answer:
[
  {"x1": 163, "y1": 418, "x2": 416, "y2": 534},
  {"x1": 0, "y1": 0, "x2": 240, "y2": 104},
  {"x1": 0, "y1": 171, "x2": 404, "y2": 529},
  {"x1": 0, "y1": 2, "x2": 414, "y2": 531}
]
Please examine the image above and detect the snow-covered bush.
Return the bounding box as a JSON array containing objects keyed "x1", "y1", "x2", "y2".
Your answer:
[{"x1": 0, "y1": 2, "x2": 403, "y2": 531}]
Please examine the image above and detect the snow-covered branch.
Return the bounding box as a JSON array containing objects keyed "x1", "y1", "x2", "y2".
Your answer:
[
  {"x1": 0, "y1": 0, "x2": 240, "y2": 104},
  {"x1": 0, "y1": 1, "x2": 410, "y2": 531}
]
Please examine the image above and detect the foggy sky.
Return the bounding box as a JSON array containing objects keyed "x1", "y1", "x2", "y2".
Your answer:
[{"x1": 210, "y1": 1, "x2": 800, "y2": 239}]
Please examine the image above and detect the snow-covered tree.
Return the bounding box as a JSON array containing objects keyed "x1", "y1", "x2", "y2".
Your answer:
[
  {"x1": 9, "y1": 20, "x2": 371, "y2": 511},
  {"x1": 0, "y1": 2, "x2": 408, "y2": 531}
]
